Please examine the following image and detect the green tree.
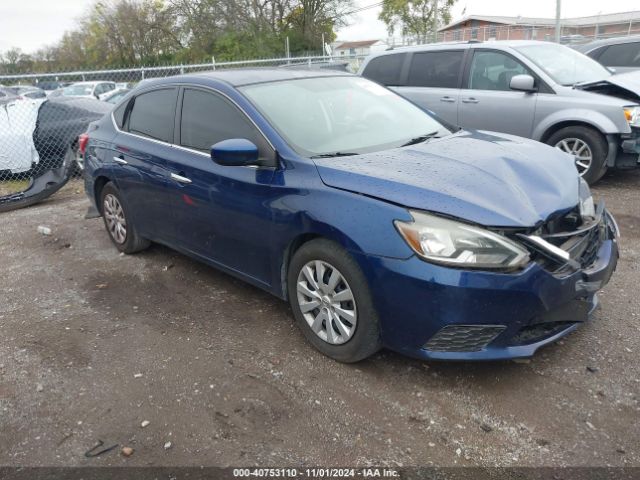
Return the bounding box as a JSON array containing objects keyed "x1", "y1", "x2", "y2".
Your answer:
[{"x1": 379, "y1": 0, "x2": 455, "y2": 43}]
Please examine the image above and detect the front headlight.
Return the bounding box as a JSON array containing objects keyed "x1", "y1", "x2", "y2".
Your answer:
[
  {"x1": 394, "y1": 211, "x2": 530, "y2": 270},
  {"x1": 578, "y1": 177, "x2": 595, "y2": 220},
  {"x1": 623, "y1": 106, "x2": 640, "y2": 127}
]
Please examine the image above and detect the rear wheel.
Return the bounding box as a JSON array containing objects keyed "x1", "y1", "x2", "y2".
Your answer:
[
  {"x1": 547, "y1": 126, "x2": 608, "y2": 185},
  {"x1": 287, "y1": 239, "x2": 381, "y2": 363},
  {"x1": 100, "y1": 182, "x2": 149, "y2": 254}
]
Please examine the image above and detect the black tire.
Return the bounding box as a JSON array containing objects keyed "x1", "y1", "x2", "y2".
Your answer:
[
  {"x1": 546, "y1": 126, "x2": 608, "y2": 185},
  {"x1": 100, "y1": 182, "x2": 150, "y2": 254},
  {"x1": 287, "y1": 239, "x2": 381, "y2": 363}
]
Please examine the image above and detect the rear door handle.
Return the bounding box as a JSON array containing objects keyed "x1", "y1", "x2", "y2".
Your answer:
[
  {"x1": 170, "y1": 172, "x2": 192, "y2": 184},
  {"x1": 113, "y1": 156, "x2": 128, "y2": 165},
  {"x1": 462, "y1": 97, "x2": 479, "y2": 104},
  {"x1": 440, "y1": 96, "x2": 456, "y2": 103}
]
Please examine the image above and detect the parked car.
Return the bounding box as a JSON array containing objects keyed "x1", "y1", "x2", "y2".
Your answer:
[
  {"x1": 0, "y1": 96, "x2": 111, "y2": 212},
  {"x1": 574, "y1": 35, "x2": 640, "y2": 73},
  {"x1": 359, "y1": 40, "x2": 640, "y2": 184},
  {"x1": 0, "y1": 87, "x2": 19, "y2": 106},
  {"x1": 61, "y1": 81, "x2": 117, "y2": 99},
  {"x1": 83, "y1": 69, "x2": 618, "y2": 362},
  {"x1": 5, "y1": 85, "x2": 47, "y2": 99},
  {"x1": 99, "y1": 88, "x2": 131, "y2": 104},
  {"x1": 36, "y1": 80, "x2": 70, "y2": 93}
]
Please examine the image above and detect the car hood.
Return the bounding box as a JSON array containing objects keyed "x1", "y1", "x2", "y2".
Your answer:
[
  {"x1": 576, "y1": 71, "x2": 640, "y2": 102},
  {"x1": 313, "y1": 130, "x2": 580, "y2": 228}
]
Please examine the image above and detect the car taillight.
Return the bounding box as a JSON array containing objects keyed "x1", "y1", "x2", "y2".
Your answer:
[{"x1": 78, "y1": 133, "x2": 89, "y2": 155}]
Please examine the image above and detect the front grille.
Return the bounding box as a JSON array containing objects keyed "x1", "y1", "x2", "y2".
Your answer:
[
  {"x1": 508, "y1": 205, "x2": 609, "y2": 275},
  {"x1": 424, "y1": 325, "x2": 506, "y2": 352}
]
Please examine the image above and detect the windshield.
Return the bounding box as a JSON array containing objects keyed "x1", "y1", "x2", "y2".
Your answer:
[
  {"x1": 515, "y1": 43, "x2": 611, "y2": 86},
  {"x1": 240, "y1": 76, "x2": 450, "y2": 157}
]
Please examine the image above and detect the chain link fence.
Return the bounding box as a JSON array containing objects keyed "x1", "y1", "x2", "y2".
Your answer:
[
  {"x1": 0, "y1": 54, "x2": 365, "y2": 211},
  {"x1": 386, "y1": 24, "x2": 640, "y2": 47}
]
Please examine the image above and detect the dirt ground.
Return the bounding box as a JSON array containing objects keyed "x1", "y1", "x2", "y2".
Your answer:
[{"x1": 0, "y1": 172, "x2": 638, "y2": 468}]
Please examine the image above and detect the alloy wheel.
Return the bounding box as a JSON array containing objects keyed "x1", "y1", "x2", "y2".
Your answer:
[
  {"x1": 555, "y1": 138, "x2": 593, "y2": 176},
  {"x1": 103, "y1": 193, "x2": 127, "y2": 244},
  {"x1": 296, "y1": 260, "x2": 357, "y2": 345}
]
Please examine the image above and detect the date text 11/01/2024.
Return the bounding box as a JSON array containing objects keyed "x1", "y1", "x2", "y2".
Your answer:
[{"x1": 232, "y1": 468, "x2": 400, "y2": 478}]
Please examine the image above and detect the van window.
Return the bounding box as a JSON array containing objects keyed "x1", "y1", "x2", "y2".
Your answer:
[
  {"x1": 361, "y1": 53, "x2": 407, "y2": 86},
  {"x1": 127, "y1": 88, "x2": 177, "y2": 142},
  {"x1": 468, "y1": 51, "x2": 529, "y2": 91},
  {"x1": 407, "y1": 51, "x2": 464, "y2": 88},
  {"x1": 598, "y1": 42, "x2": 640, "y2": 67}
]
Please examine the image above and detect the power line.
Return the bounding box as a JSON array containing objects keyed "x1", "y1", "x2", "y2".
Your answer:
[{"x1": 343, "y1": 2, "x2": 384, "y2": 16}]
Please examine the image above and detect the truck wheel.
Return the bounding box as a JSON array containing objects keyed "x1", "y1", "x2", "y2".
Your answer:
[{"x1": 547, "y1": 126, "x2": 608, "y2": 185}]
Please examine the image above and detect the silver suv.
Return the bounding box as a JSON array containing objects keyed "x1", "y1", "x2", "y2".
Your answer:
[{"x1": 359, "y1": 40, "x2": 640, "y2": 184}]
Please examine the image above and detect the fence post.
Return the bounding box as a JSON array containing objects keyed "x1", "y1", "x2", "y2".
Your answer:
[
  {"x1": 141, "y1": 67, "x2": 145, "y2": 80},
  {"x1": 629, "y1": 19, "x2": 633, "y2": 35},
  {"x1": 180, "y1": 65, "x2": 185, "y2": 74},
  {"x1": 212, "y1": 56, "x2": 215, "y2": 71}
]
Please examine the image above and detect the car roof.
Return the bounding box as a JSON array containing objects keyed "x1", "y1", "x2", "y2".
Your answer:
[
  {"x1": 143, "y1": 68, "x2": 353, "y2": 88},
  {"x1": 574, "y1": 35, "x2": 640, "y2": 53},
  {"x1": 365, "y1": 40, "x2": 556, "y2": 60}
]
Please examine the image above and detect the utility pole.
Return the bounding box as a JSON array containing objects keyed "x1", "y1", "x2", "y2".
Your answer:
[{"x1": 554, "y1": 0, "x2": 562, "y2": 43}]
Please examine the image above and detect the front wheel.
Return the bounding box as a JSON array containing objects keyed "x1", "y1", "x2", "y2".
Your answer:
[
  {"x1": 547, "y1": 126, "x2": 608, "y2": 185},
  {"x1": 287, "y1": 239, "x2": 381, "y2": 363}
]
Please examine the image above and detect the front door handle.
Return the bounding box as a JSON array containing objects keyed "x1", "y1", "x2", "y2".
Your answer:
[
  {"x1": 462, "y1": 97, "x2": 479, "y2": 104},
  {"x1": 170, "y1": 172, "x2": 192, "y2": 184},
  {"x1": 440, "y1": 96, "x2": 456, "y2": 103},
  {"x1": 113, "y1": 156, "x2": 128, "y2": 165}
]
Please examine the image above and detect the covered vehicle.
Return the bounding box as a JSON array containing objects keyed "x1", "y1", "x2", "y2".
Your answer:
[
  {"x1": 0, "y1": 96, "x2": 111, "y2": 212},
  {"x1": 83, "y1": 70, "x2": 618, "y2": 362}
]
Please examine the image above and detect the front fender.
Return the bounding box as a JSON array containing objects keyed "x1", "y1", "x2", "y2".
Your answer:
[
  {"x1": 533, "y1": 109, "x2": 623, "y2": 141},
  {"x1": 268, "y1": 179, "x2": 416, "y2": 298}
]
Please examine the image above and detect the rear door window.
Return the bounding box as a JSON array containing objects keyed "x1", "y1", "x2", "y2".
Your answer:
[
  {"x1": 407, "y1": 51, "x2": 464, "y2": 88},
  {"x1": 361, "y1": 53, "x2": 407, "y2": 86},
  {"x1": 598, "y1": 42, "x2": 640, "y2": 67},
  {"x1": 127, "y1": 88, "x2": 178, "y2": 143}
]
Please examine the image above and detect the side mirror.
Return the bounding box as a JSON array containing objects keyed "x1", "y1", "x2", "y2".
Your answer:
[
  {"x1": 510, "y1": 74, "x2": 537, "y2": 93},
  {"x1": 211, "y1": 138, "x2": 259, "y2": 166},
  {"x1": 607, "y1": 67, "x2": 617, "y2": 74}
]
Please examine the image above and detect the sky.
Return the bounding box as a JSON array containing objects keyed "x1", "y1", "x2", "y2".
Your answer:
[{"x1": 1, "y1": 0, "x2": 639, "y2": 53}]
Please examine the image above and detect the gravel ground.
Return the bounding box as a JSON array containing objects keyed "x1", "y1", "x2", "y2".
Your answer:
[{"x1": 0, "y1": 172, "x2": 638, "y2": 468}]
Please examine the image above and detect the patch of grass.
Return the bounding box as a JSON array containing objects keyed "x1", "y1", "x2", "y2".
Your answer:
[{"x1": 0, "y1": 179, "x2": 30, "y2": 197}]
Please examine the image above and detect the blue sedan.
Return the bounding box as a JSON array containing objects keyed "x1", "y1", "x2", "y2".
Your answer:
[{"x1": 83, "y1": 69, "x2": 619, "y2": 362}]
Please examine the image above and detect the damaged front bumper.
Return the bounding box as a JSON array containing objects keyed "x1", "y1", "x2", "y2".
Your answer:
[
  {"x1": 353, "y1": 207, "x2": 619, "y2": 361},
  {"x1": 608, "y1": 127, "x2": 640, "y2": 169},
  {"x1": 0, "y1": 152, "x2": 74, "y2": 213}
]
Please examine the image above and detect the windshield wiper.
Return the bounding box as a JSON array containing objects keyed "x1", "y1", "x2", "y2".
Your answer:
[
  {"x1": 309, "y1": 152, "x2": 359, "y2": 159},
  {"x1": 401, "y1": 130, "x2": 440, "y2": 147}
]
